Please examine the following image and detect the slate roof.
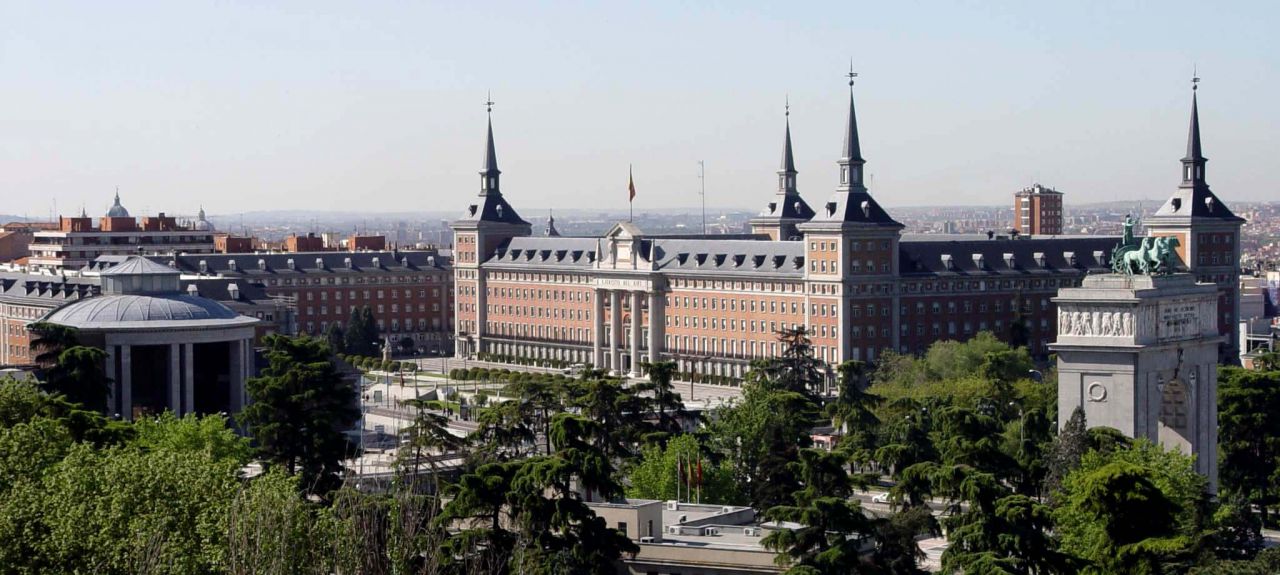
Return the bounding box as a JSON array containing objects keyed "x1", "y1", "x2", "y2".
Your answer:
[
  {"x1": 651, "y1": 239, "x2": 805, "y2": 278},
  {"x1": 143, "y1": 251, "x2": 450, "y2": 276},
  {"x1": 42, "y1": 293, "x2": 258, "y2": 330},
  {"x1": 98, "y1": 255, "x2": 180, "y2": 276},
  {"x1": 485, "y1": 237, "x2": 599, "y2": 269},
  {"x1": 899, "y1": 235, "x2": 1120, "y2": 276},
  {"x1": 0, "y1": 273, "x2": 99, "y2": 306}
]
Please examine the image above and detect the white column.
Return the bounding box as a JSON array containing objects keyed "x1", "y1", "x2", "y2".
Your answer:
[
  {"x1": 229, "y1": 339, "x2": 244, "y2": 414},
  {"x1": 104, "y1": 343, "x2": 117, "y2": 417},
  {"x1": 629, "y1": 291, "x2": 642, "y2": 377},
  {"x1": 592, "y1": 290, "x2": 604, "y2": 369},
  {"x1": 183, "y1": 344, "x2": 195, "y2": 414},
  {"x1": 609, "y1": 290, "x2": 622, "y2": 374},
  {"x1": 648, "y1": 290, "x2": 663, "y2": 367},
  {"x1": 120, "y1": 345, "x2": 133, "y2": 420},
  {"x1": 169, "y1": 343, "x2": 182, "y2": 415}
]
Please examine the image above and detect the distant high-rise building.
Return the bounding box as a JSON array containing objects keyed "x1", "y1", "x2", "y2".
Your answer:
[{"x1": 1013, "y1": 184, "x2": 1064, "y2": 235}]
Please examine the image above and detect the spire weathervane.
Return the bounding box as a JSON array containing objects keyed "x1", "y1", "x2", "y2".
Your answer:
[
  {"x1": 785, "y1": 94, "x2": 790, "y2": 117},
  {"x1": 846, "y1": 60, "x2": 858, "y2": 88},
  {"x1": 485, "y1": 91, "x2": 494, "y2": 114},
  {"x1": 1192, "y1": 66, "x2": 1200, "y2": 91}
]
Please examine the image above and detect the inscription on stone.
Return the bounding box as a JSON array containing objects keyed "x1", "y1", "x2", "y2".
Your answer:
[{"x1": 1158, "y1": 300, "x2": 1200, "y2": 342}]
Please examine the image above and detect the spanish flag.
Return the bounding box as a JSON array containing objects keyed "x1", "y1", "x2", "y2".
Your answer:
[{"x1": 628, "y1": 165, "x2": 636, "y2": 202}]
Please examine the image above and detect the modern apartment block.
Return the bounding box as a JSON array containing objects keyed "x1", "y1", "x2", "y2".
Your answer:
[{"x1": 1013, "y1": 184, "x2": 1064, "y2": 236}]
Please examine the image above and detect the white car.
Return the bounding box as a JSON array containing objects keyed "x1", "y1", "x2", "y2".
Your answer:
[{"x1": 871, "y1": 492, "x2": 890, "y2": 504}]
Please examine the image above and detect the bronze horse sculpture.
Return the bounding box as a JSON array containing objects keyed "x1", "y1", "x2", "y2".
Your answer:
[{"x1": 1113, "y1": 235, "x2": 1180, "y2": 276}]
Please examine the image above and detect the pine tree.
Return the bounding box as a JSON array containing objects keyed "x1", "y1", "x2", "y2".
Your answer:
[
  {"x1": 325, "y1": 323, "x2": 345, "y2": 354},
  {"x1": 360, "y1": 306, "x2": 380, "y2": 354},
  {"x1": 1046, "y1": 406, "x2": 1089, "y2": 500},
  {"x1": 343, "y1": 308, "x2": 368, "y2": 356},
  {"x1": 238, "y1": 335, "x2": 360, "y2": 496}
]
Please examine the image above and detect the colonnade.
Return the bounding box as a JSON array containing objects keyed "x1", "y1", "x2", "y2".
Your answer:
[
  {"x1": 103, "y1": 336, "x2": 253, "y2": 420},
  {"x1": 591, "y1": 288, "x2": 663, "y2": 377}
]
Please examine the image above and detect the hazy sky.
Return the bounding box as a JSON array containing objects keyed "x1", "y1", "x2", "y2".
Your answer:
[{"x1": 2, "y1": 1, "x2": 1277, "y2": 220}]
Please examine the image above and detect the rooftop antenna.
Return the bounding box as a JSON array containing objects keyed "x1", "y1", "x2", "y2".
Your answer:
[{"x1": 698, "y1": 160, "x2": 706, "y2": 235}]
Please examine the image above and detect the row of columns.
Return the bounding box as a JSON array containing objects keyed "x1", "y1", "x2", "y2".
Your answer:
[
  {"x1": 590, "y1": 289, "x2": 664, "y2": 377},
  {"x1": 103, "y1": 339, "x2": 250, "y2": 421}
]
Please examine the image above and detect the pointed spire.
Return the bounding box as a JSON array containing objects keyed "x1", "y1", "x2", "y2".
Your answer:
[
  {"x1": 480, "y1": 92, "x2": 501, "y2": 196},
  {"x1": 546, "y1": 210, "x2": 560, "y2": 237},
  {"x1": 1184, "y1": 84, "x2": 1203, "y2": 162},
  {"x1": 780, "y1": 96, "x2": 796, "y2": 173},
  {"x1": 1180, "y1": 73, "x2": 1207, "y2": 188},
  {"x1": 841, "y1": 63, "x2": 863, "y2": 162},
  {"x1": 836, "y1": 64, "x2": 866, "y2": 192}
]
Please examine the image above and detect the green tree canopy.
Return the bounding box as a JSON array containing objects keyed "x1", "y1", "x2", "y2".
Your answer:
[{"x1": 238, "y1": 335, "x2": 359, "y2": 496}]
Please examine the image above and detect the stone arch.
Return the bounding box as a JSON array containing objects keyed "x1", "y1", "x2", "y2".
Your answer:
[{"x1": 1158, "y1": 377, "x2": 1192, "y2": 455}]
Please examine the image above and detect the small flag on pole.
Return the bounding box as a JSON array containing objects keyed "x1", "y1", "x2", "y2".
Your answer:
[
  {"x1": 628, "y1": 165, "x2": 636, "y2": 222},
  {"x1": 628, "y1": 165, "x2": 636, "y2": 202}
]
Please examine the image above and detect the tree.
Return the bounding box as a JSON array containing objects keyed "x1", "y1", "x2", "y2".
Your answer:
[
  {"x1": 439, "y1": 413, "x2": 638, "y2": 574},
  {"x1": 504, "y1": 377, "x2": 563, "y2": 455},
  {"x1": 469, "y1": 399, "x2": 535, "y2": 462},
  {"x1": 42, "y1": 346, "x2": 111, "y2": 413},
  {"x1": 826, "y1": 360, "x2": 881, "y2": 466},
  {"x1": 238, "y1": 335, "x2": 359, "y2": 496},
  {"x1": 1055, "y1": 441, "x2": 1208, "y2": 574},
  {"x1": 635, "y1": 360, "x2": 687, "y2": 444},
  {"x1": 27, "y1": 322, "x2": 80, "y2": 370},
  {"x1": 399, "y1": 398, "x2": 465, "y2": 495},
  {"x1": 626, "y1": 433, "x2": 740, "y2": 504},
  {"x1": 708, "y1": 382, "x2": 818, "y2": 511},
  {"x1": 1213, "y1": 490, "x2": 1264, "y2": 561},
  {"x1": 762, "y1": 448, "x2": 886, "y2": 574},
  {"x1": 746, "y1": 327, "x2": 828, "y2": 402},
  {"x1": 324, "y1": 323, "x2": 345, "y2": 354},
  {"x1": 360, "y1": 306, "x2": 381, "y2": 354},
  {"x1": 1059, "y1": 461, "x2": 1193, "y2": 574},
  {"x1": 1045, "y1": 406, "x2": 1089, "y2": 501},
  {"x1": 344, "y1": 307, "x2": 378, "y2": 357},
  {"x1": 397, "y1": 336, "x2": 415, "y2": 355},
  {"x1": 1217, "y1": 366, "x2": 1280, "y2": 525},
  {"x1": 565, "y1": 377, "x2": 650, "y2": 462}
]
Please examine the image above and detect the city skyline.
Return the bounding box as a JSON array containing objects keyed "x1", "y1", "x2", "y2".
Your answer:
[{"x1": 3, "y1": 2, "x2": 1277, "y2": 216}]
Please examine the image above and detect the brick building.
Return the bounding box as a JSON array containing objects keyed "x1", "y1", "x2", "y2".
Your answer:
[
  {"x1": 27, "y1": 193, "x2": 218, "y2": 272},
  {"x1": 1013, "y1": 184, "x2": 1064, "y2": 236},
  {"x1": 158, "y1": 251, "x2": 455, "y2": 355},
  {"x1": 214, "y1": 234, "x2": 256, "y2": 253},
  {"x1": 451, "y1": 83, "x2": 1244, "y2": 380},
  {"x1": 284, "y1": 234, "x2": 326, "y2": 253}
]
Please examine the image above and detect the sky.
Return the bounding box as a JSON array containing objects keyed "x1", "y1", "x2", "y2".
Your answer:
[{"x1": 1, "y1": 1, "x2": 1277, "y2": 219}]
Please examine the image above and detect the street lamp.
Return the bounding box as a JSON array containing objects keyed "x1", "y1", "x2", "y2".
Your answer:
[{"x1": 1027, "y1": 369, "x2": 1044, "y2": 383}]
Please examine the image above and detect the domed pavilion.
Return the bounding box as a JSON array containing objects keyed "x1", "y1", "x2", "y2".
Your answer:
[{"x1": 40, "y1": 256, "x2": 258, "y2": 420}]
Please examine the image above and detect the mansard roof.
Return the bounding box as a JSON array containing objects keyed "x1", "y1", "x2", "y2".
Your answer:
[
  {"x1": 144, "y1": 251, "x2": 450, "y2": 276},
  {"x1": 899, "y1": 235, "x2": 1119, "y2": 276},
  {"x1": 651, "y1": 239, "x2": 805, "y2": 278},
  {"x1": 485, "y1": 237, "x2": 600, "y2": 269}
]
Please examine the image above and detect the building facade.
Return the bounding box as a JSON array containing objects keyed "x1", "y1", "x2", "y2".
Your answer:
[
  {"x1": 1013, "y1": 184, "x2": 1064, "y2": 236},
  {"x1": 157, "y1": 251, "x2": 455, "y2": 354},
  {"x1": 39, "y1": 257, "x2": 259, "y2": 420},
  {"x1": 28, "y1": 193, "x2": 218, "y2": 272},
  {"x1": 452, "y1": 84, "x2": 1244, "y2": 380}
]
